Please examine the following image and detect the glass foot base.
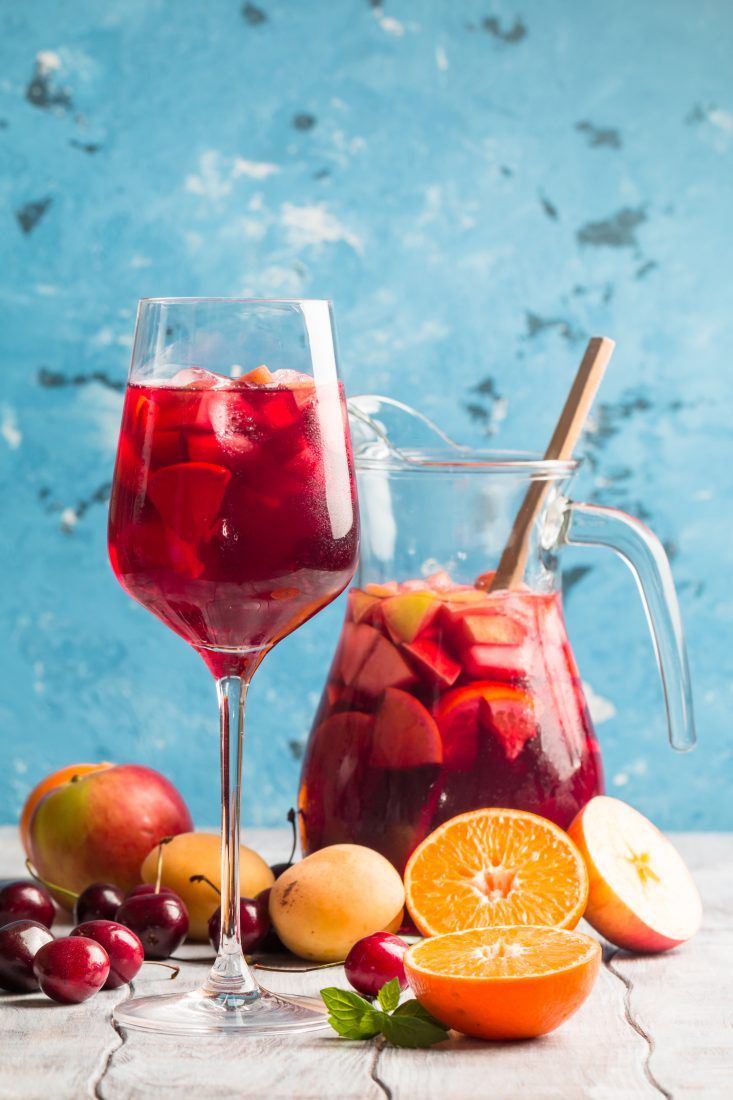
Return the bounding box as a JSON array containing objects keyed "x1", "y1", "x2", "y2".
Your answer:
[{"x1": 114, "y1": 985, "x2": 330, "y2": 1035}]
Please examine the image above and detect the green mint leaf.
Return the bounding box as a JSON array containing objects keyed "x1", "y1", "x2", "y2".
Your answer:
[
  {"x1": 377, "y1": 977, "x2": 401, "y2": 1013},
  {"x1": 392, "y1": 998, "x2": 449, "y2": 1031},
  {"x1": 320, "y1": 987, "x2": 383, "y2": 1040},
  {"x1": 382, "y1": 999, "x2": 450, "y2": 1048}
]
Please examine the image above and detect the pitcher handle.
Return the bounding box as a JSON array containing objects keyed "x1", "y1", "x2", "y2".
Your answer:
[{"x1": 561, "y1": 501, "x2": 696, "y2": 751}]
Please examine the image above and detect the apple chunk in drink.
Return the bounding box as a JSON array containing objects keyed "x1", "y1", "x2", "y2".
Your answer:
[{"x1": 299, "y1": 575, "x2": 604, "y2": 873}]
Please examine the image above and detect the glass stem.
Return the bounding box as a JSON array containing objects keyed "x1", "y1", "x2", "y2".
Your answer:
[{"x1": 205, "y1": 674, "x2": 259, "y2": 999}]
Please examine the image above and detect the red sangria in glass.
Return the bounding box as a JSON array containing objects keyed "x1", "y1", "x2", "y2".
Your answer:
[
  {"x1": 108, "y1": 299, "x2": 358, "y2": 1034},
  {"x1": 299, "y1": 396, "x2": 695, "y2": 875}
]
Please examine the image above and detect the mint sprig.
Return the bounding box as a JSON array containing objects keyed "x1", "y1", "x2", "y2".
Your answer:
[{"x1": 321, "y1": 979, "x2": 449, "y2": 1048}]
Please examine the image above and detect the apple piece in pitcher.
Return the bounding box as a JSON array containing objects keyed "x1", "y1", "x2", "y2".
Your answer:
[
  {"x1": 442, "y1": 589, "x2": 487, "y2": 606},
  {"x1": 382, "y1": 592, "x2": 439, "y2": 644},
  {"x1": 370, "y1": 689, "x2": 443, "y2": 769},
  {"x1": 452, "y1": 610, "x2": 526, "y2": 649},
  {"x1": 353, "y1": 635, "x2": 417, "y2": 696},
  {"x1": 463, "y1": 644, "x2": 525, "y2": 682},
  {"x1": 237, "y1": 365, "x2": 274, "y2": 385},
  {"x1": 481, "y1": 694, "x2": 538, "y2": 761},
  {"x1": 403, "y1": 637, "x2": 462, "y2": 689},
  {"x1": 338, "y1": 623, "x2": 378, "y2": 684},
  {"x1": 347, "y1": 589, "x2": 382, "y2": 625},
  {"x1": 364, "y1": 582, "x2": 400, "y2": 597},
  {"x1": 340, "y1": 624, "x2": 416, "y2": 695}
]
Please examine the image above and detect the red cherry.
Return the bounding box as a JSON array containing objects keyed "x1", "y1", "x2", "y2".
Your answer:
[
  {"x1": 344, "y1": 932, "x2": 409, "y2": 998},
  {"x1": 33, "y1": 936, "x2": 110, "y2": 1004},
  {"x1": 208, "y1": 894, "x2": 270, "y2": 953},
  {"x1": 0, "y1": 879, "x2": 55, "y2": 929},
  {"x1": 253, "y1": 888, "x2": 285, "y2": 953},
  {"x1": 115, "y1": 892, "x2": 188, "y2": 960},
  {"x1": 124, "y1": 884, "x2": 178, "y2": 900},
  {"x1": 0, "y1": 920, "x2": 54, "y2": 992},
  {"x1": 71, "y1": 920, "x2": 144, "y2": 989},
  {"x1": 73, "y1": 883, "x2": 126, "y2": 925}
]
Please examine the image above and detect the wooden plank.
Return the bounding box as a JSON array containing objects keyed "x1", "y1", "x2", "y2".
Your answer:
[
  {"x1": 101, "y1": 964, "x2": 381, "y2": 1100},
  {"x1": 377, "y1": 954, "x2": 658, "y2": 1099},
  {"x1": 610, "y1": 833, "x2": 733, "y2": 1098}
]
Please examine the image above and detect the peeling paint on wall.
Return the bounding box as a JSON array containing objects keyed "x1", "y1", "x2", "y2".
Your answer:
[{"x1": 1, "y1": 0, "x2": 731, "y2": 830}]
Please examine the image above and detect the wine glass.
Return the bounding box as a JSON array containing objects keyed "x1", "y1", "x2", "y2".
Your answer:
[{"x1": 108, "y1": 298, "x2": 359, "y2": 1033}]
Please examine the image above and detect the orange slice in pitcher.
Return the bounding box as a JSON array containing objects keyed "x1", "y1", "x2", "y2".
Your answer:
[
  {"x1": 404, "y1": 807, "x2": 588, "y2": 936},
  {"x1": 404, "y1": 926, "x2": 601, "y2": 1040}
]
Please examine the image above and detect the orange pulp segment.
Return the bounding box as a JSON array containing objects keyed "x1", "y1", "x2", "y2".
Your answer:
[{"x1": 404, "y1": 807, "x2": 588, "y2": 936}]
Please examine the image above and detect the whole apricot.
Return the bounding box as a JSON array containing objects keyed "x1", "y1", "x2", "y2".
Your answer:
[
  {"x1": 140, "y1": 832, "x2": 274, "y2": 941},
  {"x1": 269, "y1": 844, "x2": 405, "y2": 962}
]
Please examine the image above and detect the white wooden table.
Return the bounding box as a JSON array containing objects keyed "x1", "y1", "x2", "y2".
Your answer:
[{"x1": 1, "y1": 827, "x2": 731, "y2": 1099}]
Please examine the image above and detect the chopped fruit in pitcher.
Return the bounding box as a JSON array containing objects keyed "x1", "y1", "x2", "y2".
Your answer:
[
  {"x1": 108, "y1": 374, "x2": 357, "y2": 676},
  {"x1": 482, "y1": 695, "x2": 537, "y2": 762},
  {"x1": 371, "y1": 689, "x2": 442, "y2": 769},
  {"x1": 450, "y1": 609, "x2": 526, "y2": 648},
  {"x1": 348, "y1": 589, "x2": 382, "y2": 625},
  {"x1": 404, "y1": 637, "x2": 461, "y2": 690},
  {"x1": 343, "y1": 628, "x2": 416, "y2": 696},
  {"x1": 300, "y1": 577, "x2": 603, "y2": 873},
  {"x1": 238, "y1": 364, "x2": 274, "y2": 385},
  {"x1": 382, "y1": 592, "x2": 440, "y2": 644},
  {"x1": 462, "y1": 643, "x2": 525, "y2": 681},
  {"x1": 364, "y1": 581, "x2": 400, "y2": 597}
]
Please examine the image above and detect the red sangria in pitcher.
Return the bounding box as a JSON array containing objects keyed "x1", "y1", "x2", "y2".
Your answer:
[{"x1": 299, "y1": 397, "x2": 694, "y2": 874}]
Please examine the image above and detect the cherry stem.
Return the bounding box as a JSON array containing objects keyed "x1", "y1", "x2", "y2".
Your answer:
[
  {"x1": 143, "y1": 960, "x2": 180, "y2": 981},
  {"x1": 253, "y1": 959, "x2": 344, "y2": 973},
  {"x1": 24, "y1": 858, "x2": 78, "y2": 903},
  {"x1": 189, "y1": 874, "x2": 220, "y2": 896},
  {"x1": 154, "y1": 836, "x2": 174, "y2": 894},
  {"x1": 285, "y1": 807, "x2": 298, "y2": 866}
]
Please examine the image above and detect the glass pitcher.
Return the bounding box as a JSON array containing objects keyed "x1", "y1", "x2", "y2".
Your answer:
[{"x1": 298, "y1": 397, "x2": 695, "y2": 874}]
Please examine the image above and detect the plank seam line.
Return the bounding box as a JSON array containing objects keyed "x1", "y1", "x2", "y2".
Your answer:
[
  {"x1": 370, "y1": 1035, "x2": 393, "y2": 1100},
  {"x1": 90, "y1": 984, "x2": 130, "y2": 1099},
  {"x1": 604, "y1": 948, "x2": 673, "y2": 1100}
]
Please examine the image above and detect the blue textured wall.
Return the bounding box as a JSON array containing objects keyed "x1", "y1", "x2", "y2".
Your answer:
[{"x1": 2, "y1": 1, "x2": 731, "y2": 830}]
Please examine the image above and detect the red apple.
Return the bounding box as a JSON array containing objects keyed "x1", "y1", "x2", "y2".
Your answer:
[
  {"x1": 568, "y1": 796, "x2": 703, "y2": 952},
  {"x1": 29, "y1": 765, "x2": 193, "y2": 907}
]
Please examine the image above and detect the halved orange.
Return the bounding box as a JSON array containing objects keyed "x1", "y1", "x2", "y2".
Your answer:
[
  {"x1": 405, "y1": 926, "x2": 601, "y2": 1040},
  {"x1": 404, "y1": 807, "x2": 588, "y2": 936}
]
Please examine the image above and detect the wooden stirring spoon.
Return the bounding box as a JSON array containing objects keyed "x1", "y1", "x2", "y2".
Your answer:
[{"x1": 487, "y1": 336, "x2": 615, "y2": 593}]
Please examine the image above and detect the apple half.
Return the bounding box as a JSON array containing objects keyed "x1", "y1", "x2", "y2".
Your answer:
[{"x1": 568, "y1": 796, "x2": 702, "y2": 952}]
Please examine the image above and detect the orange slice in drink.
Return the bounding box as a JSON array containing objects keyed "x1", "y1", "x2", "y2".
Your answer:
[
  {"x1": 404, "y1": 807, "x2": 588, "y2": 936},
  {"x1": 405, "y1": 925, "x2": 601, "y2": 1040}
]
